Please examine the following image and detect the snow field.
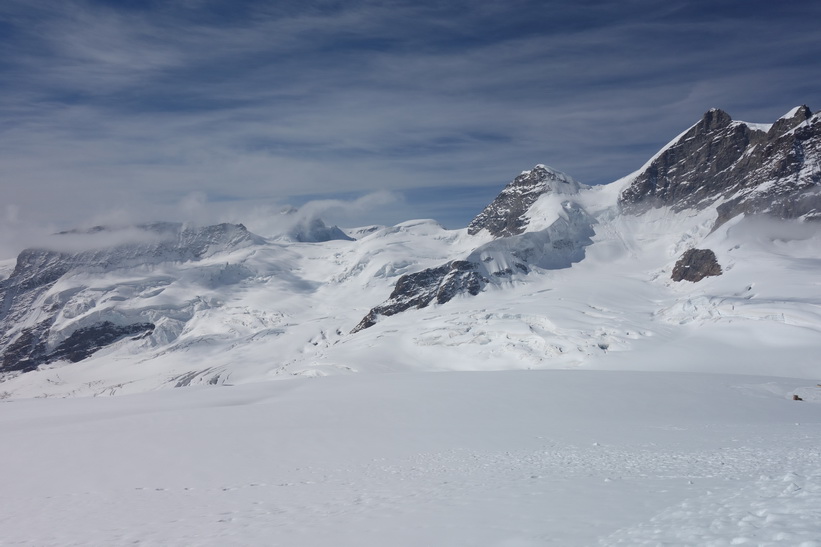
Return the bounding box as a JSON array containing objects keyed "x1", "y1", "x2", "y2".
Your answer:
[{"x1": 1, "y1": 370, "x2": 819, "y2": 546}]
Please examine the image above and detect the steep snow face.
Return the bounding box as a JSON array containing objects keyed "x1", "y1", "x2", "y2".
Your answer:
[
  {"x1": 619, "y1": 106, "x2": 821, "y2": 227},
  {"x1": 466, "y1": 201, "x2": 596, "y2": 275}
]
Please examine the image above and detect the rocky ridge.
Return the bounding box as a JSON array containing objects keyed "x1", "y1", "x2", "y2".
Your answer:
[{"x1": 619, "y1": 106, "x2": 821, "y2": 227}]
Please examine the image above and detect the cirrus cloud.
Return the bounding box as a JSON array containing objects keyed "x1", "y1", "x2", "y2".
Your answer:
[{"x1": 1, "y1": 0, "x2": 819, "y2": 257}]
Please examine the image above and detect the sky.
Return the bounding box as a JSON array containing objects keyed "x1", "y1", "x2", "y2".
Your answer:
[{"x1": 1, "y1": 0, "x2": 820, "y2": 256}]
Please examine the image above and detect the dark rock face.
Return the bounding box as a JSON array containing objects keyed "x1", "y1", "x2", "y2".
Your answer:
[
  {"x1": 351, "y1": 261, "x2": 486, "y2": 333},
  {"x1": 0, "y1": 222, "x2": 261, "y2": 374},
  {"x1": 2, "y1": 322, "x2": 155, "y2": 372},
  {"x1": 468, "y1": 165, "x2": 583, "y2": 238},
  {"x1": 671, "y1": 249, "x2": 723, "y2": 282},
  {"x1": 1, "y1": 324, "x2": 49, "y2": 373},
  {"x1": 49, "y1": 321, "x2": 155, "y2": 364},
  {"x1": 619, "y1": 106, "x2": 821, "y2": 227}
]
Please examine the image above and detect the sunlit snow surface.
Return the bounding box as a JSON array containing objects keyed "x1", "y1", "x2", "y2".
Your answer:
[
  {"x1": 2, "y1": 177, "x2": 821, "y2": 543},
  {"x1": 1, "y1": 371, "x2": 820, "y2": 546}
]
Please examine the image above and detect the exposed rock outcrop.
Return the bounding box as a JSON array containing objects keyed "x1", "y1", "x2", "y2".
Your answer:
[
  {"x1": 671, "y1": 249, "x2": 722, "y2": 282},
  {"x1": 3, "y1": 321, "x2": 155, "y2": 372},
  {"x1": 351, "y1": 261, "x2": 486, "y2": 333}
]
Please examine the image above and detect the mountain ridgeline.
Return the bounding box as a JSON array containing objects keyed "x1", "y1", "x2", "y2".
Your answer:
[
  {"x1": 0, "y1": 106, "x2": 819, "y2": 389},
  {"x1": 353, "y1": 106, "x2": 820, "y2": 331},
  {"x1": 619, "y1": 106, "x2": 820, "y2": 226}
]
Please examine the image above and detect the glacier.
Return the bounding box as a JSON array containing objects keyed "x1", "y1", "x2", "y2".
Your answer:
[{"x1": 0, "y1": 106, "x2": 819, "y2": 546}]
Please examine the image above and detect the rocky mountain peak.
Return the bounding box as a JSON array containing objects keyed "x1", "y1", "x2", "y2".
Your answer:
[
  {"x1": 769, "y1": 105, "x2": 813, "y2": 136},
  {"x1": 700, "y1": 108, "x2": 733, "y2": 132},
  {"x1": 467, "y1": 164, "x2": 583, "y2": 238},
  {"x1": 352, "y1": 167, "x2": 596, "y2": 333},
  {"x1": 619, "y1": 106, "x2": 820, "y2": 227}
]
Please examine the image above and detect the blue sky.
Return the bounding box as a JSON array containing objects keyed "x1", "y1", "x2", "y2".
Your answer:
[{"x1": 1, "y1": 0, "x2": 819, "y2": 253}]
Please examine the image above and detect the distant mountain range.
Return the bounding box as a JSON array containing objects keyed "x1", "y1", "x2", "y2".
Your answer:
[{"x1": 1, "y1": 106, "x2": 819, "y2": 398}]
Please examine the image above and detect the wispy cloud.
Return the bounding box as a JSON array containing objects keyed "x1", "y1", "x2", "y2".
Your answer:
[{"x1": 1, "y1": 0, "x2": 819, "y2": 256}]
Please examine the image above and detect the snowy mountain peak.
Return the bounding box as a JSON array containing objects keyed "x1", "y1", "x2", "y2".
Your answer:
[
  {"x1": 467, "y1": 164, "x2": 585, "y2": 238},
  {"x1": 779, "y1": 104, "x2": 812, "y2": 122},
  {"x1": 276, "y1": 208, "x2": 355, "y2": 243},
  {"x1": 769, "y1": 104, "x2": 814, "y2": 136},
  {"x1": 0, "y1": 222, "x2": 264, "y2": 375},
  {"x1": 352, "y1": 167, "x2": 595, "y2": 333}
]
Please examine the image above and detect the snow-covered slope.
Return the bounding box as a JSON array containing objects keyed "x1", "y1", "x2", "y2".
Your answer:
[{"x1": 0, "y1": 107, "x2": 820, "y2": 398}]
